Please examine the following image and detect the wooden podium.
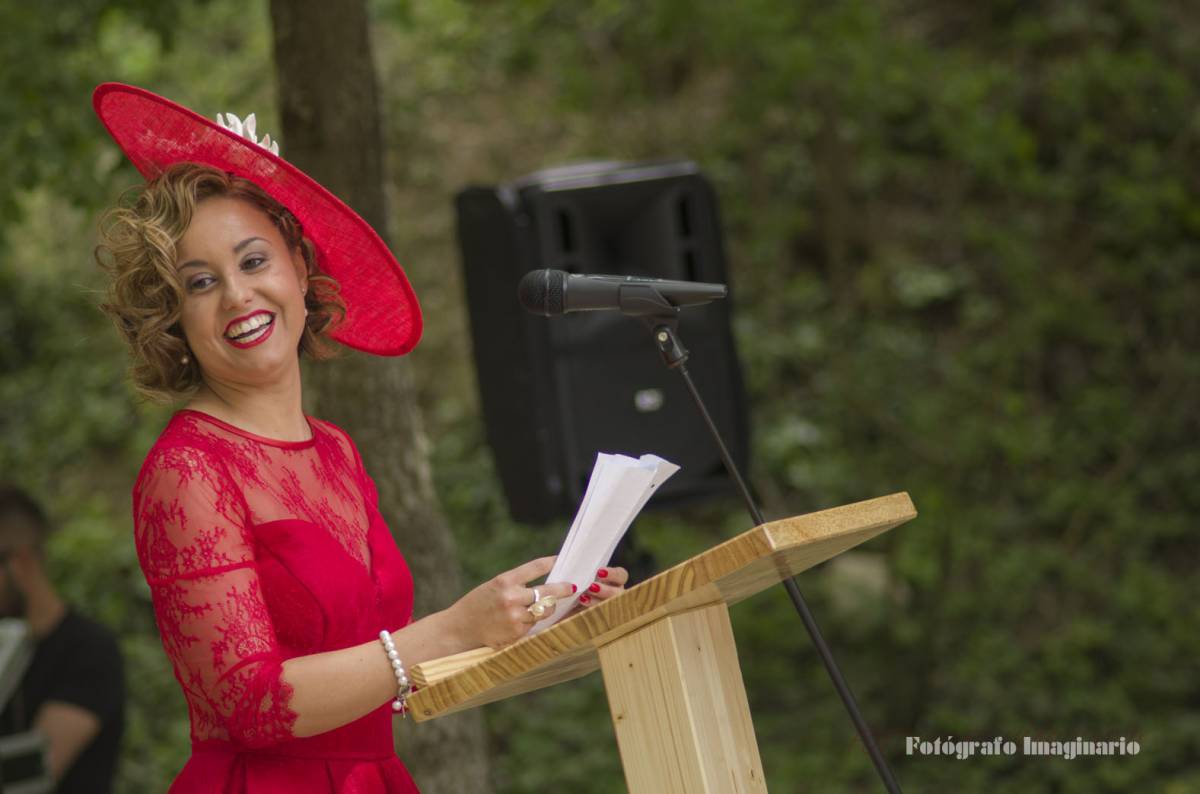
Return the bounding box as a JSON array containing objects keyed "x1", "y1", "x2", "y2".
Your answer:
[{"x1": 409, "y1": 493, "x2": 917, "y2": 793}]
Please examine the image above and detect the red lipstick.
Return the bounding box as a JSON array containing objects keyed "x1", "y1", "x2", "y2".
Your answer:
[{"x1": 224, "y1": 310, "x2": 276, "y2": 349}]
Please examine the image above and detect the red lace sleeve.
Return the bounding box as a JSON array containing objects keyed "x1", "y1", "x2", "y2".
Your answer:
[{"x1": 133, "y1": 444, "x2": 298, "y2": 749}]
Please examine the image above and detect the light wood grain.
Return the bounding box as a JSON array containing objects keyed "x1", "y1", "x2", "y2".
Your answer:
[
  {"x1": 600, "y1": 603, "x2": 768, "y2": 793},
  {"x1": 408, "y1": 492, "x2": 916, "y2": 721},
  {"x1": 410, "y1": 647, "x2": 497, "y2": 688}
]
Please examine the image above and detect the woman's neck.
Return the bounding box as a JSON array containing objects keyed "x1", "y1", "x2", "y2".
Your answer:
[{"x1": 186, "y1": 367, "x2": 311, "y2": 442}]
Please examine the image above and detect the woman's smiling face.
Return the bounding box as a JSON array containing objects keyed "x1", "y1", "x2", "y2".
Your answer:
[{"x1": 175, "y1": 196, "x2": 308, "y2": 389}]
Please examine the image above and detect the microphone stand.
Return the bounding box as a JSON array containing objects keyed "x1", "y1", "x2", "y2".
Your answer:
[{"x1": 630, "y1": 293, "x2": 902, "y2": 794}]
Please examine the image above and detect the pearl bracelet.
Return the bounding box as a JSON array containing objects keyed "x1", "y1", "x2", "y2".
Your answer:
[{"x1": 379, "y1": 629, "x2": 412, "y2": 716}]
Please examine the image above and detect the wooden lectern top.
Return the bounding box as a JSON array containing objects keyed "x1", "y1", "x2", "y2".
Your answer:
[{"x1": 407, "y1": 492, "x2": 917, "y2": 722}]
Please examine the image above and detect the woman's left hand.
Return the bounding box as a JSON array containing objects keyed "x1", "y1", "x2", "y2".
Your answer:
[{"x1": 575, "y1": 566, "x2": 629, "y2": 609}]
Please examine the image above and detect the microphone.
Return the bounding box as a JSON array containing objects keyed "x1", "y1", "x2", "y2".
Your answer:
[{"x1": 518, "y1": 269, "x2": 727, "y2": 317}]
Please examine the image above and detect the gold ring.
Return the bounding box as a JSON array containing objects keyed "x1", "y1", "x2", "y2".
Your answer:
[{"x1": 527, "y1": 595, "x2": 557, "y2": 619}]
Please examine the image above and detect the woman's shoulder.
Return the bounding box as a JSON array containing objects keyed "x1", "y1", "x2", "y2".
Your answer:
[
  {"x1": 132, "y1": 412, "x2": 235, "y2": 496},
  {"x1": 142, "y1": 410, "x2": 228, "y2": 459},
  {"x1": 307, "y1": 415, "x2": 365, "y2": 466},
  {"x1": 307, "y1": 414, "x2": 350, "y2": 441}
]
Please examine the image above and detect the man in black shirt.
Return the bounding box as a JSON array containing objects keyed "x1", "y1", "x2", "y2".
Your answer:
[{"x1": 0, "y1": 486, "x2": 124, "y2": 794}]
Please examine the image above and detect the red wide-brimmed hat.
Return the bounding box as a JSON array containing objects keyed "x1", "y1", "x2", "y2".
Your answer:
[{"x1": 92, "y1": 82, "x2": 421, "y2": 356}]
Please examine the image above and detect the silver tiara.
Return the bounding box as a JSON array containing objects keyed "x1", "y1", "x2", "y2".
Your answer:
[{"x1": 215, "y1": 111, "x2": 280, "y2": 156}]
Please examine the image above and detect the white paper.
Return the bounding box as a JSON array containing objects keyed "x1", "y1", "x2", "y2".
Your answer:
[{"x1": 531, "y1": 452, "x2": 679, "y2": 633}]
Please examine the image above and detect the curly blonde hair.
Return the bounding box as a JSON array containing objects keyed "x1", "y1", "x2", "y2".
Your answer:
[{"x1": 95, "y1": 162, "x2": 345, "y2": 403}]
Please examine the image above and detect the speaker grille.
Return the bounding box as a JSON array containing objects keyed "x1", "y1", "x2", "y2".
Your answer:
[{"x1": 456, "y1": 162, "x2": 749, "y2": 523}]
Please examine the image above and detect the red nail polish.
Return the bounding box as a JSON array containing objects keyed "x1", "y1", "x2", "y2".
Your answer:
[
  {"x1": 580, "y1": 594, "x2": 591, "y2": 604},
  {"x1": 597, "y1": 568, "x2": 609, "y2": 578},
  {"x1": 589, "y1": 583, "x2": 601, "y2": 593},
  {"x1": 571, "y1": 584, "x2": 578, "y2": 594}
]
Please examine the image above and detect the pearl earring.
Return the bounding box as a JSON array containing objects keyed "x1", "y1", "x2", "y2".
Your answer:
[{"x1": 181, "y1": 354, "x2": 190, "y2": 365}]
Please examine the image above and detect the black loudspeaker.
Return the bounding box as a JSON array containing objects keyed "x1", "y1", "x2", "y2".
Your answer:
[{"x1": 455, "y1": 161, "x2": 749, "y2": 524}]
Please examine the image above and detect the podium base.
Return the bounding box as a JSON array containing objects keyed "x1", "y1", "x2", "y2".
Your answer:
[{"x1": 600, "y1": 602, "x2": 768, "y2": 794}]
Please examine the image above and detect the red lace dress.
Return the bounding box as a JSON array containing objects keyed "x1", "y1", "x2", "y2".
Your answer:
[{"x1": 133, "y1": 410, "x2": 420, "y2": 793}]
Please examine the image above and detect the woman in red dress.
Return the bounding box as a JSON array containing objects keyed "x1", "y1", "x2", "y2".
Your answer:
[{"x1": 91, "y1": 84, "x2": 627, "y2": 792}]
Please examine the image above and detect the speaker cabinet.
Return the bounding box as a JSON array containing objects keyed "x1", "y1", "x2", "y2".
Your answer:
[{"x1": 455, "y1": 161, "x2": 749, "y2": 523}]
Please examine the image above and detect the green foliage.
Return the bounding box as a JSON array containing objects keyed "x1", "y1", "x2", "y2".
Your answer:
[
  {"x1": 0, "y1": 0, "x2": 187, "y2": 230},
  {"x1": 384, "y1": 0, "x2": 1199, "y2": 790},
  {"x1": 4, "y1": 0, "x2": 1196, "y2": 791}
]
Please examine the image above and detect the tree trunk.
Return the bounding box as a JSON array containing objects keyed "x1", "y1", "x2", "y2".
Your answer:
[{"x1": 267, "y1": 1, "x2": 492, "y2": 791}]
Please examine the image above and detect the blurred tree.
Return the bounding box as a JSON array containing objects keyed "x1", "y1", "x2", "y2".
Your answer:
[{"x1": 267, "y1": 0, "x2": 492, "y2": 791}]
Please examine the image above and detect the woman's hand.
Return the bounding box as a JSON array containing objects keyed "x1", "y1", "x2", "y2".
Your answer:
[
  {"x1": 575, "y1": 566, "x2": 630, "y2": 609},
  {"x1": 447, "y1": 556, "x2": 577, "y2": 649}
]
